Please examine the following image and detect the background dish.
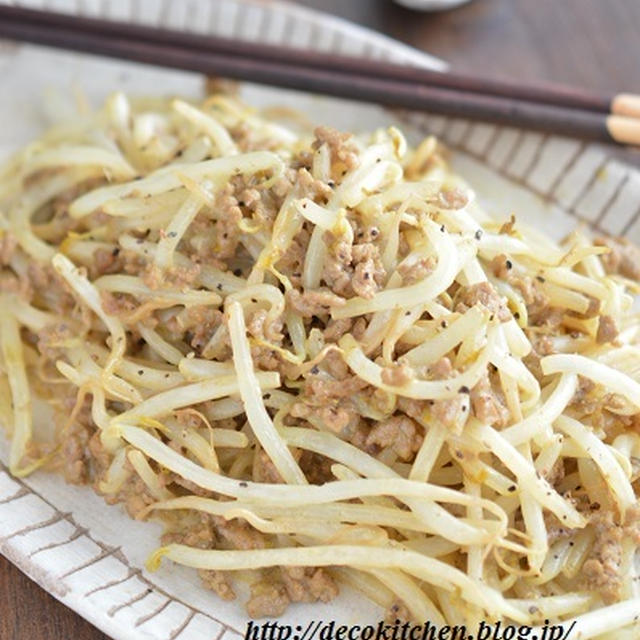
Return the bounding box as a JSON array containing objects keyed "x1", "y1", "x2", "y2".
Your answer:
[{"x1": 1, "y1": 1, "x2": 640, "y2": 639}]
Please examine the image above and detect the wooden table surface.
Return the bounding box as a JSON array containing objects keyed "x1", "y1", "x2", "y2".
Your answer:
[{"x1": 2, "y1": 1, "x2": 640, "y2": 639}]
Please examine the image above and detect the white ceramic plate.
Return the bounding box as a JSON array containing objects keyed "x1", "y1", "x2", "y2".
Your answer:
[{"x1": 1, "y1": 1, "x2": 640, "y2": 639}]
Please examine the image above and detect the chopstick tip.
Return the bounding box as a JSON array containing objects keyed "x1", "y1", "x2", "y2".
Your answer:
[
  {"x1": 606, "y1": 114, "x2": 640, "y2": 147},
  {"x1": 611, "y1": 93, "x2": 640, "y2": 119}
]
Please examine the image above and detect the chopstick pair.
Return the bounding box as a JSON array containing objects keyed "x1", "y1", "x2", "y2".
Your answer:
[{"x1": 0, "y1": 5, "x2": 639, "y2": 146}]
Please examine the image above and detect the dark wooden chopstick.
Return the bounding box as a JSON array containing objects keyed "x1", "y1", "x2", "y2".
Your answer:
[
  {"x1": 0, "y1": 5, "x2": 638, "y2": 146},
  {"x1": 3, "y1": 4, "x2": 639, "y2": 121}
]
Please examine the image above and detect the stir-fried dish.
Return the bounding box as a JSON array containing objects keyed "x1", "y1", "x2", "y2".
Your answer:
[{"x1": 1, "y1": 90, "x2": 639, "y2": 634}]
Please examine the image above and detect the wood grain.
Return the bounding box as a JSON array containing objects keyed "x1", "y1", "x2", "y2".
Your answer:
[
  {"x1": 294, "y1": 0, "x2": 640, "y2": 92},
  {"x1": 1, "y1": 1, "x2": 639, "y2": 639},
  {"x1": 0, "y1": 554, "x2": 110, "y2": 640}
]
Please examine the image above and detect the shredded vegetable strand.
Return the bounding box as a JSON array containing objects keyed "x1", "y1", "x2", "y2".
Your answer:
[{"x1": 227, "y1": 302, "x2": 306, "y2": 485}]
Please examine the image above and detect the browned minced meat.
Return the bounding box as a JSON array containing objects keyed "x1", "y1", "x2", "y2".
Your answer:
[
  {"x1": 581, "y1": 511, "x2": 624, "y2": 604},
  {"x1": 28, "y1": 262, "x2": 76, "y2": 315},
  {"x1": 379, "y1": 360, "x2": 413, "y2": 387},
  {"x1": 165, "y1": 306, "x2": 223, "y2": 351},
  {"x1": 160, "y1": 509, "x2": 236, "y2": 601},
  {"x1": 296, "y1": 167, "x2": 334, "y2": 201},
  {"x1": 213, "y1": 514, "x2": 266, "y2": 550},
  {"x1": 286, "y1": 288, "x2": 346, "y2": 317},
  {"x1": 60, "y1": 420, "x2": 93, "y2": 485},
  {"x1": 438, "y1": 188, "x2": 468, "y2": 210},
  {"x1": 163, "y1": 513, "x2": 215, "y2": 549},
  {"x1": 292, "y1": 402, "x2": 353, "y2": 433},
  {"x1": 199, "y1": 569, "x2": 235, "y2": 601},
  {"x1": 213, "y1": 185, "x2": 243, "y2": 259},
  {"x1": 237, "y1": 186, "x2": 280, "y2": 228},
  {"x1": 543, "y1": 459, "x2": 565, "y2": 487},
  {"x1": 403, "y1": 361, "x2": 463, "y2": 433},
  {"x1": 250, "y1": 344, "x2": 282, "y2": 373},
  {"x1": 109, "y1": 473, "x2": 157, "y2": 520},
  {"x1": 246, "y1": 581, "x2": 289, "y2": 618},
  {"x1": 36, "y1": 322, "x2": 77, "y2": 360},
  {"x1": 522, "y1": 332, "x2": 555, "y2": 380},
  {"x1": 0, "y1": 269, "x2": 31, "y2": 299},
  {"x1": 0, "y1": 231, "x2": 17, "y2": 266},
  {"x1": 365, "y1": 415, "x2": 423, "y2": 461},
  {"x1": 87, "y1": 431, "x2": 111, "y2": 480},
  {"x1": 510, "y1": 273, "x2": 544, "y2": 306},
  {"x1": 398, "y1": 397, "x2": 428, "y2": 424},
  {"x1": 584, "y1": 296, "x2": 602, "y2": 319},
  {"x1": 169, "y1": 473, "x2": 215, "y2": 499},
  {"x1": 279, "y1": 566, "x2": 339, "y2": 604},
  {"x1": 544, "y1": 510, "x2": 574, "y2": 545},
  {"x1": 323, "y1": 318, "x2": 353, "y2": 342},
  {"x1": 247, "y1": 308, "x2": 284, "y2": 343},
  {"x1": 164, "y1": 510, "x2": 266, "y2": 555},
  {"x1": 529, "y1": 304, "x2": 564, "y2": 329},
  {"x1": 470, "y1": 373, "x2": 510, "y2": 428},
  {"x1": 322, "y1": 235, "x2": 352, "y2": 296},
  {"x1": 304, "y1": 372, "x2": 369, "y2": 404},
  {"x1": 625, "y1": 506, "x2": 640, "y2": 544},
  {"x1": 397, "y1": 255, "x2": 436, "y2": 285},
  {"x1": 276, "y1": 233, "x2": 307, "y2": 288},
  {"x1": 595, "y1": 236, "x2": 640, "y2": 281},
  {"x1": 100, "y1": 291, "x2": 138, "y2": 316},
  {"x1": 427, "y1": 356, "x2": 453, "y2": 380},
  {"x1": 351, "y1": 243, "x2": 385, "y2": 299},
  {"x1": 571, "y1": 376, "x2": 597, "y2": 412},
  {"x1": 119, "y1": 249, "x2": 147, "y2": 276},
  {"x1": 489, "y1": 254, "x2": 512, "y2": 279},
  {"x1": 90, "y1": 247, "x2": 123, "y2": 278},
  {"x1": 455, "y1": 282, "x2": 511, "y2": 321},
  {"x1": 346, "y1": 418, "x2": 372, "y2": 452},
  {"x1": 142, "y1": 261, "x2": 201, "y2": 291},
  {"x1": 581, "y1": 507, "x2": 640, "y2": 603},
  {"x1": 322, "y1": 232, "x2": 386, "y2": 300},
  {"x1": 252, "y1": 448, "x2": 286, "y2": 484},
  {"x1": 430, "y1": 395, "x2": 469, "y2": 433},
  {"x1": 298, "y1": 450, "x2": 334, "y2": 485},
  {"x1": 291, "y1": 369, "x2": 368, "y2": 433},
  {"x1": 501, "y1": 269, "x2": 564, "y2": 328},
  {"x1": 311, "y1": 126, "x2": 360, "y2": 174},
  {"x1": 596, "y1": 314, "x2": 618, "y2": 344}
]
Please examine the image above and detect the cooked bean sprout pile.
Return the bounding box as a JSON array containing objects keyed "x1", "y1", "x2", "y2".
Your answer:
[{"x1": 1, "y1": 89, "x2": 639, "y2": 636}]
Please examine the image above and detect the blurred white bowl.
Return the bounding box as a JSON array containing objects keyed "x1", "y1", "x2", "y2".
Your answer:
[{"x1": 394, "y1": 0, "x2": 472, "y2": 10}]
